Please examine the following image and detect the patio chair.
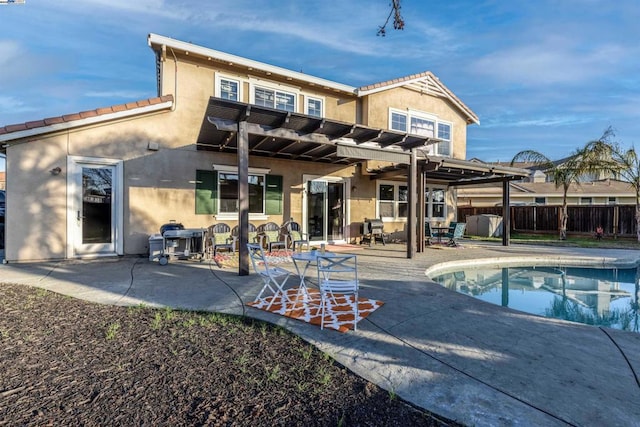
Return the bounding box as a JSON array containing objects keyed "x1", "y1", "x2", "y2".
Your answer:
[
  {"x1": 284, "y1": 218, "x2": 310, "y2": 252},
  {"x1": 207, "y1": 223, "x2": 235, "y2": 257},
  {"x1": 257, "y1": 222, "x2": 287, "y2": 253},
  {"x1": 425, "y1": 222, "x2": 441, "y2": 245},
  {"x1": 231, "y1": 223, "x2": 259, "y2": 247},
  {"x1": 247, "y1": 243, "x2": 293, "y2": 310},
  {"x1": 444, "y1": 222, "x2": 466, "y2": 247},
  {"x1": 316, "y1": 254, "x2": 359, "y2": 331}
]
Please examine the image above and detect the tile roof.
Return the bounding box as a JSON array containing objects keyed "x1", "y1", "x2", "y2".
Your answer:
[
  {"x1": 358, "y1": 71, "x2": 479, "y2": 125},
  {"x1": 358, "y1": 71, "x2": 433, "y2": 92},
  {"x1": 0, "y1": 95, "x2": 173, "y2": 137}
]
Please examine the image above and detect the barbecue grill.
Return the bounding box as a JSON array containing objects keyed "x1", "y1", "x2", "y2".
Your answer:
[{"x1": 361, "y1": 218, "x2": 387, "y2": 246}]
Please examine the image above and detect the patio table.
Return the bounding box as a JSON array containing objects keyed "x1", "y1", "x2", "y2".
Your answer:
[
  {"x1": 291, "y1": 250, "x2": 340, "y2": 302},
  {"x1": 432, "y1": 226, "x2": 450, "y2": 244}
]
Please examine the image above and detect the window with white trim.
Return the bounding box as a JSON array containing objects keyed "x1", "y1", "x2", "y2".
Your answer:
[
  {"x1": 378, "y1": 182, "x2": 408, "y2": 220},
  {"x1": 534, "y1": 197, "x2": 546, "y2": 205},
  {"x1": 254, "y1": 86, "x2": 296, "y2": 112},
  {"x1": 425, "y1": 187, "x2": 446, "y2": 219},
  {"x1": 608, "y1": 196, "x2": 617, "y2": 205},
  {"x1": 390, "y1": 109, "x2": 453, "y2": 157},
  {"x1": 437, "y1": 122, "x2": 451, "y2": 156},
  {"x1": 305, "y1": 96, "x2": 323, "y2": 117},
  {"x1": 580, "y1": 197, "x2": 593, "y2": 205},
  {"x1": 219, "y1": 173, "x2": 265, "y2": 213},
  {"x1": 195, "y1": 166, "x2": 282, "y2": 219},
  {"x1": 215, "y1": 75, "x2": 242, "y2": 101}
]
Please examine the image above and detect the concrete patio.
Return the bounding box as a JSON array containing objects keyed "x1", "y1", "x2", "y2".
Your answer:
[{"x1": 1, "y1": 241, "x2": 639, "y2": 426}]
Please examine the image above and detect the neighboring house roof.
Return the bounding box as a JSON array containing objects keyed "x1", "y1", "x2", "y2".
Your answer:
[
  {"x1": 458, "y1": 179, "x2": 635, "y2": 198},
  {"x1": 147, "y1": 33, "x2": 479, "y2": 126},
  {"x1": 0, "y1": 95, "x2": 174, "y2": 145},
  {"x1": 357, "y1": 71, "x2": 479, "y2": 125}
]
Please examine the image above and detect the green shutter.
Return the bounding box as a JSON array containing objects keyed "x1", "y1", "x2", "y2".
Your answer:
[
  {"x1": 265, "y1": 174, "x2": 283, "y2": 215},
  {"x1": 195, "y1": 170, "x2": 217, "y2": 215}
]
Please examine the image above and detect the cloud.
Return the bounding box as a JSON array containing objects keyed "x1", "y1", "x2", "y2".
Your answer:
[
  {"x1": 0, "y1": 95, "x2": 37, "y2": 115},
  {"x1": 471, "y1": 34, "x2": 629, "y2": 86},
  {"x1": 84, "y1": 90, "x2": 150, "y2": 99}
]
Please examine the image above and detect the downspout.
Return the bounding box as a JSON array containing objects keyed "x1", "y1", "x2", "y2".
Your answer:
[{"x1": 168, "y1": 47, "x2": 178, "y2": 112}]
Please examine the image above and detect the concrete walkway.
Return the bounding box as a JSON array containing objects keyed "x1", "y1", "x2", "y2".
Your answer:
[{"x1": 2, "y1": 242, "x2": 640, "y2": 426}]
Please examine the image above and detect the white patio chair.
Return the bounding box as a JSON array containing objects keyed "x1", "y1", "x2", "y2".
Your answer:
[
  {"x1": 316, "y1": 254, "x2": 359, "y2": 331},
  {"x1": 247, "y1": 243, "x2": 293, "y2": 310}
]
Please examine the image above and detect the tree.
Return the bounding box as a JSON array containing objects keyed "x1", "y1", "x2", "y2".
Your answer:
[
  {"x1": 511, "y1": 128, "x2": 622, "y2": 240},
  {"x1": 510, "y1": 148, "x2": 598, "y2": 240},
  {"x1": 582, "y1": 127, "x2": 640, "y2": 242},
  {"x1": 377, "y1": 0, "x2": 404, "y2": 36}
]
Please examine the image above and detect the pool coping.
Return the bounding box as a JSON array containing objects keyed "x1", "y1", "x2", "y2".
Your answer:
[{"x1": 424, "y1": 255, "x2": 640, "y2": 279}]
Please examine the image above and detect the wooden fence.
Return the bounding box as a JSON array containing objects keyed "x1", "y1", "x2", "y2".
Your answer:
[{"x1": 458, "y1": 205, "x2": 638, "y2": 237}]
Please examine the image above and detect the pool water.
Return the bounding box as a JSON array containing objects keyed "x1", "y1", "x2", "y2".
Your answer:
[{"x1": 430, "y1": 265, "x2": 640, "y2": 333}]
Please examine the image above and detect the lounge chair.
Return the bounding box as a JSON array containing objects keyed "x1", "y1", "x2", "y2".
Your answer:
[{"x1": 444, "y1": 222, "x2": 466, "y2": 247}]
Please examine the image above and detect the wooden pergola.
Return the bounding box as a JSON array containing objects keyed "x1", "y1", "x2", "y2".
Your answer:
[{"x1": 198, "y1": 98, "x2": 529, "y2": 275}]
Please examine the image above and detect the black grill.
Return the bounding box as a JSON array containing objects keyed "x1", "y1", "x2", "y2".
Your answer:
[{"x1": 361, "y1": 218, "x2": 387, "y2": 246}]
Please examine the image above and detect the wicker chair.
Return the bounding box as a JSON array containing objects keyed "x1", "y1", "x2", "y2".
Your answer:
[
  {"x1": 285, "y1": 219, "x2": 310, "y2": 251},
  {"x1": 231, "y1": 223, "x2": 258, "y2": 247},
  {"x1": 207, "y1": 223, "x2": 235, "y2": 257},
  {"x1": 256, "y1": 222, "x2": 287, "y2": 253}
]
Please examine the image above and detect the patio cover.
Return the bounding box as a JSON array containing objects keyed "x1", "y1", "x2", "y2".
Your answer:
[{"x1": 197, "y1": 97, "x2": 528, "y2": 275}]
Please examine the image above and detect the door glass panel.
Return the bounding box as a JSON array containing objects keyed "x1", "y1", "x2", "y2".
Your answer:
[
  {"x1": 328, "y1": 183, "x2": 344, "y2": 241},
  {"x1": 307, "y1": 181, "x2": 327, "y2": 241},
  {"x1": 82, "y1": 167, "x2": 112, "y2": 244}
]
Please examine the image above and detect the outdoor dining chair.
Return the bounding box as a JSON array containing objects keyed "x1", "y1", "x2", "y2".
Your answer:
[
  {"x1": 231, "y1": 223, "x2": 259, "y2": 246},
  {"x1": 247, "y1": 243, "x2": 293, "y2": 310},
  {"x1": 316, "y1": 254, "x2": 359, "y2": 331},
  {"x1": 425, "y1": 222, "x2": 441, "y2": 245},
  {"x1": 444, "y1": 222, "x2": 467, "y2": 247},
  {"x1": 284, "y1": 218, "x2": 310, "y2": 252},
  {"x1": 257, "y1": 222, "x2": 287, "y2": 253},
  {"x1": 207, "y1": 223, "x2": 235, "y2": 257}
]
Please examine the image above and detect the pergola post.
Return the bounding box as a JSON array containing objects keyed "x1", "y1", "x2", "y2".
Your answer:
[
  {"x1": 417, "y1": 166, "x2": 425, "y2": 253},
  {"x1": 407, "y1": 148, "x2": 417, "y2": 258},
  {"x1": 502, "y1": 179, "x2": 511, "y2": 246},
  {"x1": 238, "y1": 120, "x2": 249, "y2": 275}
]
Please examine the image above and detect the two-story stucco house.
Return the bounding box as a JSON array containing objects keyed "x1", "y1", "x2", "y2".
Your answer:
[{"x1": 0, "y1": 34, "x2": 526, "y2": 270}]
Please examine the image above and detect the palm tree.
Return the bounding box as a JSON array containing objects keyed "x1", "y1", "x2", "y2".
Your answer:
[
  {"x1": 510, "y1": 150, "x2": 584, "y2": 240},
  {"x1": 511, "y1": 128, "x2": 618, "y2": 240},
  {"x1": 582, "y1": 127, "x2": 640, "y2": 242}
]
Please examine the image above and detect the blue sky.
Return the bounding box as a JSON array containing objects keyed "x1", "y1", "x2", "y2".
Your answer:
[{"x1": 2, "y1": 0, "x2": 639, "y2": 170}]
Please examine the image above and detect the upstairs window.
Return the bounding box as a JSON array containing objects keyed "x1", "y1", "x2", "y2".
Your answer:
[
  {"x1": 390, "y1": 109, "x2": 453, "y2": 157},
  {"x1": 216, "y1": 75, "x2": 242, "y2": 101},
  {"x1": 220, "y1": 79, "x2": 239, "y2": 101},
  {"x1": 306, "y1": 97, "x2": 323, "y2": 117},
  {"x1": 437, "y1": 123, "x2": 451, "y2": 156},
  {"x1": 255, "y1": 86, "x2": 296, "y2": 112}
]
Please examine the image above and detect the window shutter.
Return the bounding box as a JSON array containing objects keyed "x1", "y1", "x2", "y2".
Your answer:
[
  {"x1": 195, "y1": 170, "x2": 217, "y2": 214},
  {"x1": 265, "y1": 174, "x2": 283, "y2": 215}
]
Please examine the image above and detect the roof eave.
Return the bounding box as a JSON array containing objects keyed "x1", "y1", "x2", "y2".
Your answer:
[
  {"x1": 0, "y1": 99, "x2": 174, "y2": 145},
  {"x1": 148, "y1": 33, "x2": 357, "y2": 95}
]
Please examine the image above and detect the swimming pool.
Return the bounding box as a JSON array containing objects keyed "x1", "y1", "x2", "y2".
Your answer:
[{"x1": 427, "y1": 260, "x2": 640, "y2": 333}]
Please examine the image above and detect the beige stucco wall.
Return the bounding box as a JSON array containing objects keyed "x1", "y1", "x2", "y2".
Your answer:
[
  {"x1": 4, "y1": 109, "x2": 382, "y2": 261},
  {"x1": 361, "y1": 86, "x2": 469, "y2": 159},
  {"x1": 160, "y1": 54, "x2": 358, "y2": 124},
  {"x1": 5, "y1": 49, "x2": 473, "y2": 261}
]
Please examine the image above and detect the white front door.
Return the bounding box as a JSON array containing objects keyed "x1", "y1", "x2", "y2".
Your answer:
[{"x1": 67, "y1": 156, "x2": 123, "y2": 257}]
